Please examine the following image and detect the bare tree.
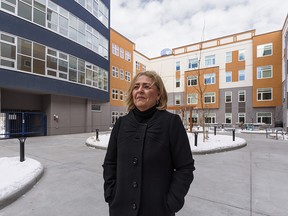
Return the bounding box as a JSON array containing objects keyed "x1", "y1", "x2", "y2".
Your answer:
[{"x1": 185, "y1": 21, "x2": 212, "y2": 142}]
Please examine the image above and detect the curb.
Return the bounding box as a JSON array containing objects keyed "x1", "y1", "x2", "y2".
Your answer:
[
  {"x1": 0, "y1": 163, "x2": 44, "y2": 210},
  {"x1": 86, "y1": 140, "x2": 248, "y2": 155},
  {"x1": 192, "y1": 141, "x2": 247, "y2": 155}
]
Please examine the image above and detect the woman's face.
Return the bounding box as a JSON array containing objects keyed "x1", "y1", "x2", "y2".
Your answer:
[{"x1": 132, "y1": 75, "x2": 160, "y2": 111}]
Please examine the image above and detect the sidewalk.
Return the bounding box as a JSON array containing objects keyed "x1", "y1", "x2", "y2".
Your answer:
[{"x1": 0, "y1": 132, "x2": 287, "y2": 216}]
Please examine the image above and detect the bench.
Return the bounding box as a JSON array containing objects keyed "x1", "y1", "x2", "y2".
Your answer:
[{"x1": 265, "y1": 127, "x2": 285, "y2": 140}]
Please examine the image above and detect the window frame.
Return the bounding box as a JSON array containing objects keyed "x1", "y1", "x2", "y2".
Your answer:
[
  {"x1": 225, "y1": 91, "x2": 232, "y2": 103},
  {"x1": 205, "y1": 55, "x2": 215, "y2": 67},
  {"x1": 226, "y1": 71, "x2": 232, "y2": 82},
  {"x1": 187, "y1": 76, "x2": 198, "y2": 86},
  {"x1": 257, "y1": 43, "x2": 272, "y2": 57},
  {"x1": 204, "y1": 73, "x2": 215, "y2": 85},
  {"x1": 238, "y1": 70, "x2": 245, "y2": 81},
  {"x1": 226, "y1": 51, "x2": 232, "y2": 63},
  {"x1": 238, "y1": 49, "x2": 245, "y2": 61},
  {"x1": 238, "y1": 90, "x2": 246, "y2": 102},
  {"x1": 188, "y1": 58, "x2": 198, "y2": 69},
  {"x1": 257, "y1": 65, "x2": 272, "y2": 79},
  {"x1": 225, "y1": 113, "x2": 232, "y2": 124},
  {"x1": 257, "y1": 88, "x2": 272, "y2": 101},
  {"x1": 204, "y1": 92, "x2": 216, "y2": 104},
  {"x1": 256, "y1": 112, "x2": 272, "y2": 125},
  {"x1": 187, "y1": 93, "x2": 198, "y2": 104}
]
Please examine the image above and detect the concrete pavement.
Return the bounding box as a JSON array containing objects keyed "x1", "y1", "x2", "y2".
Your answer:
[{"x1": 0, "y1": 132, "x2": 288, "y2": 216}]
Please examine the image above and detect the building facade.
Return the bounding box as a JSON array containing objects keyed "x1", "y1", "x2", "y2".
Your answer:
[
  {"x1": 1, "y1": 2, "x2": 287, "y2": 135},
  {"x1": 109, "y1": 28, "x2": 134, "y2": 126},
  {"x1": 133, "y1": 26, "x2": 287, "y2": 129},
  {"x1": 0, "y1": 0, "x2": 110, "y2": 135}
]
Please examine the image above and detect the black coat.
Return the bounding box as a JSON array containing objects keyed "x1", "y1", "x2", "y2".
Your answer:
[{"x1": 103, "y1": 109, "x2": 195, "y2": 216}]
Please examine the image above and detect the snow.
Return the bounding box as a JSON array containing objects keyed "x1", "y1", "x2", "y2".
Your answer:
[
  {"x1": 0, "y1": 157, "x2": 43, "y2": 200},
  {"x1": 86, "y1": 130, "x2": 247, "y2": 154}
]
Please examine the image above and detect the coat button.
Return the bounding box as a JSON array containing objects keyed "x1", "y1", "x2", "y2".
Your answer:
[
  {"x1": 132, "y1": 157, "x2": 138, "y2": 165},
  {"x1": 132, "y1": 203, "x2": 137, "y2": 210},
  {"x1": 132, "y1": 181, "x2": 138, "y2": 188}
]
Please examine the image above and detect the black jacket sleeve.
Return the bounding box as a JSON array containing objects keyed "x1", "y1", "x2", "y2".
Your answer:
[
  {"x1": 102, "y1": 117, "x2": 121, "y2": 204},
  {"x1": 167, "y1": 114, "x2": 195, "y2": 213}
]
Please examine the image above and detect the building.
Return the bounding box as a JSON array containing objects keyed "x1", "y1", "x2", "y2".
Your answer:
[
  {"x1": 0, "y1": 0, "x2": 110, "y2": 136},
  {"x1": 1, "y1": 2, "x2": 287, "y2": 136},
  {"x1": 282, "y1": 15, "x2": 288, "y2": 130},
  {"x1": 109, "y1": 28, "x2": 134, "y2": 126},
  {"x1": 132, "y1": 21, "x2": 287, "y2": 129}
]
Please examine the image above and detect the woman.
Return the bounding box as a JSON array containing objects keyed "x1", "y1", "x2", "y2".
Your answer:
[{"x1": 103, "y1": 71, "x2": 195, "y2": 216}]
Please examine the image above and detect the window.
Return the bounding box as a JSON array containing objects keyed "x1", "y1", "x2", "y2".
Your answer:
[
  {"x1": 238, "y1": 113, "x2": 245, "y2": 123},
  {"x1": 204, "y1": 73, "x2": 215, "y2": 85},
  {"x1": 1, "y1": 31, "x2": 108, "y2": 90},
  {"x1": 125, "y1": 71, "x2": 131, "y2": 81},
  {"x1": 1, "y1": 0, "x2": 16, "y2": 13},
  {"x1": 17, "y1": 38, "x2": 32, "y2": 72},
  {"x1": 120, "y1": 69, "x2": 124, "y2": 80},
  {"x1": 91, "y1": 104, "x2": 101, "y2": 112},
  {"x1": 226, "y1": 51, "x2": 232, "y2": 63},
  {"x1": 187, "y1": 76, "x2": 197, "y2": 86},
  {"x1": 112, "y1": 66, "x2": 118, "y2": 78},
  {"x1": 176, "y1": 78, "x2": 180, "y2": 88},
  {"x1": 188, "y1": 58, "x2": 198, "y2": 69},
  {"x1": 238, "y1": 70, "x2": 245, "y2": 81},
  {"x1": 176, "y1": 61, "x2": 180, "y2": 70},
  {"x1": 205, "y1": 113, "x2": 216, "y2": 123},
  {"x1": 257, "y1": 112, "x2": 272, "y2": 124},
  {"x1": 120, "y1": 47, "x2": 124, "y2": 58},
  {"x1": 18, "y1": 0, "x2": 32, "y2": 21},
  {"x1": 257, "y1": 88, "x2": 272, "y2": 101},
  {"x1": 175, "y1": 95, "x2": 181, "y2": 105},
  {"x1": 257, "y1": 43, "x2": 272, "y2": 57},
  {"x1": 226, "y1": 72, "x2": 232, "y2": 82},
  {"x1": 33, "y1": 0, "x2": 46, "y2": 27},
  {"x1": 225, "y1": 91, "x2": 232, "y2": 103},
  {"x1": 112, "y1": 89, "x2": 118, "y2": 100},
  {"x1": 257, "y1": 65, "x2": 272, "y2": 79},
  {"x1": 238, "y1": 50, "x2": 245, "y2": 61},
  {"x1": 111, "y1": 111, "x2": 119, "y2": 125},
  {"x1": 3, "y1": 0, "x2": 108, "y2": 58},
  {"x1": 187, "y1": 93, "x2": 198, "y2": 104},
  {"x1": 142, "y1": 65, "x2": 146, "y2": 72},
  {"x1": 238, "y1": 90, "x2": 246, "y2": 102},
  {"x1": 204, "y1": 92, "x2": 215, "y2": 104},
  {"x1": 136, "y1": 61, "x2": 140, "y2": 70},
  {"x1": 0, "y1": 33, "x2": 16, "y2": 68},
  {"x1": 191, "y1": 112, "x2": 198, "y2": 123},
  {"x1": 125, "y1": 51, "x2": 131, "y2": 61},
  {"x1": 205, "y1": 55, "x2": 215, "y2": 67},
  {"x1": 119, "y1": 90, "x2": 124, "y2": 101},
  {"x1": 75, "y1": 0, "x2": 109, "y2": 28},
  {"x1": 225, "y1": 113, "x2": 232, "y2": 123},
  {"x1": 112, "y1": 43, "x2": 119, "y2": 56}
]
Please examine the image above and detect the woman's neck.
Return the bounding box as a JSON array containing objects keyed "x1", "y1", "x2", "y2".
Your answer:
[{"x1": 133, "y1": 105, "x2": 157, "y2": 123}]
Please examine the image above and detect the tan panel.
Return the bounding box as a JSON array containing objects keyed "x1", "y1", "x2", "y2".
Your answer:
[
  {"x1": 252, "y1": 31, "x2": 282, "y2": 107},
  {"x1": 110, "y1": 29, "x2": 134, "y2": 107},
  {"x1": 184, "y1": 67, "x2": 219, "y2": 109},
  {"x1": 226, "y1": 51, "x2": 245, "y2": 82}
]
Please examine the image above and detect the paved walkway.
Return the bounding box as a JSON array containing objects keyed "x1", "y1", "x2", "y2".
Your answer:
[{"x1": 0, "y1": 132, "x2": 288, "y2": 216}]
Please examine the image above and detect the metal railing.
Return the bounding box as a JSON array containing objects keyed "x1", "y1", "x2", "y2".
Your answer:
[{"x1": 0, "y1": 111, "x2": 46, "y2": 139}]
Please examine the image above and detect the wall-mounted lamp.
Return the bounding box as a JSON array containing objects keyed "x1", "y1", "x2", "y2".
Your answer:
[{"x1": 53, "y1": 114, "x2": 59, "y2": 122}]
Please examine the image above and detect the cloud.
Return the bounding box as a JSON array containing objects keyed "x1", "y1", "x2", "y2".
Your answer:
[{"x1": 111, "y1": 0, "x2": 288, "y2": 57}]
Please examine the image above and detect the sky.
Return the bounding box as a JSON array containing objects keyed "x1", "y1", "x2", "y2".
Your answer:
[{"x1": 110, "y1": 0, "x2": 288, "y2": 58}]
